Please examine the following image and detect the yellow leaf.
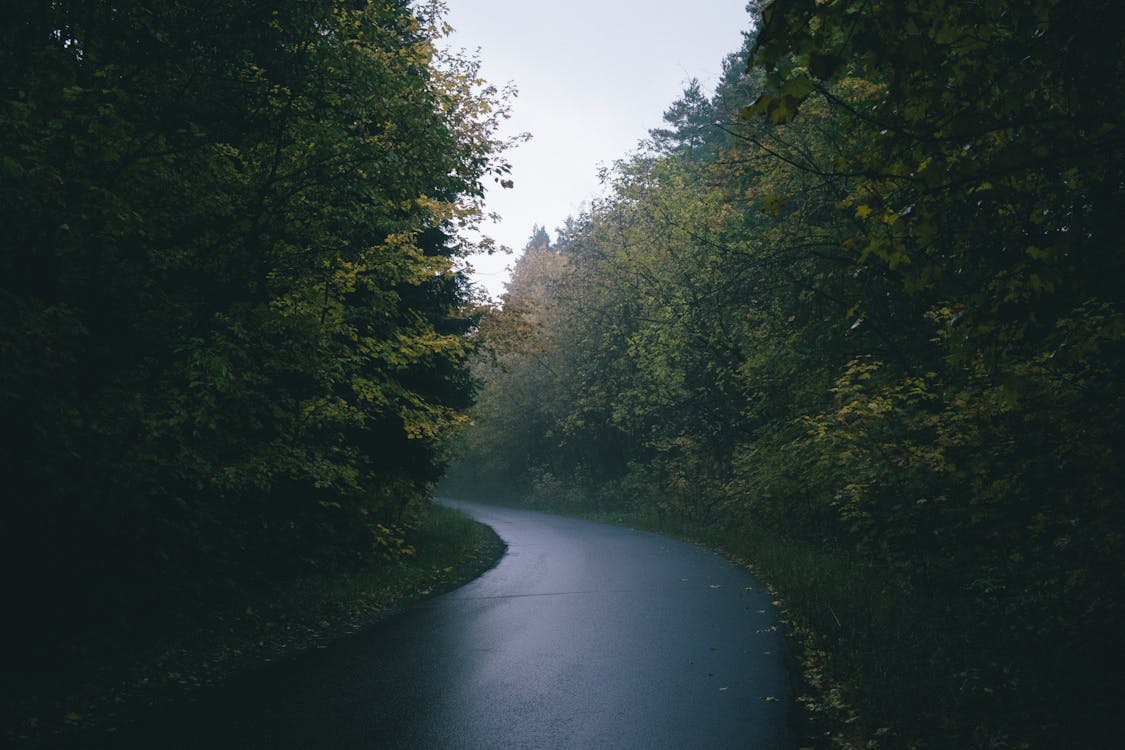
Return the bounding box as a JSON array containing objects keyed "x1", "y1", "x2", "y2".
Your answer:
[{"x1": 762, "y1": 193, "x2": 786, "y2": 216}]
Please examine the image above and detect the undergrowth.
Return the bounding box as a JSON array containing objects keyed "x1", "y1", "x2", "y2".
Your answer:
[{"x1": 8, "y1": 503, "x2": 505, "y2": 748}]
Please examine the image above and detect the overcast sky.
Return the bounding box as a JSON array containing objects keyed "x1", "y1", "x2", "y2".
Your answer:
[{"x1": 441, "y1": 0, "x2": 755, "y2": 299}]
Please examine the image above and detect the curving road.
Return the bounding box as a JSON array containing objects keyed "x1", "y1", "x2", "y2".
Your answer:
[{"x1": 71, "y1": 500, "x2": 794, "y2": 749}]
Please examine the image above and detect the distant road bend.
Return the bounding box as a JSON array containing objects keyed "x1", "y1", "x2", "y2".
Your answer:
[{"x1": 72, "y1": 499, "x2": 794, "y2": 749}]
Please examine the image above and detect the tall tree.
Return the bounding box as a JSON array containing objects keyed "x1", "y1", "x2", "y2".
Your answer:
[
  {"x1": 1, "y1": 0, "x2": 511, "y2": 641},
  {"x1": 447, "y1": 1, "x2": 1125, "y2": 744}
]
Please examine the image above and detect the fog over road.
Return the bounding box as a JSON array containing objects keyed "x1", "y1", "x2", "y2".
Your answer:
[{"x1": 78, "y1": 500, "x2": 794, "y2": 749}]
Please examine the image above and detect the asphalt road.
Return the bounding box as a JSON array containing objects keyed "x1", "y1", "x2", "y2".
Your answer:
[{"x1": 72, "y1": 500, "x2": 794, "y2": 749}]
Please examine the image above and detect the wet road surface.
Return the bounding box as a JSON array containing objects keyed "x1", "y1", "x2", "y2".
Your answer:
[{"x1": 69, "y1": 500, "x2": 793, "y2": 749}]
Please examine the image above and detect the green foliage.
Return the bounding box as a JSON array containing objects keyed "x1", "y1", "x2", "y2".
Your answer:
[
  {"x1": 446, "y1": 1, "x2": 1124, "y2": 746},
  {"x1": 1, "y1": 0, "x2": 507, "y2": 646}
]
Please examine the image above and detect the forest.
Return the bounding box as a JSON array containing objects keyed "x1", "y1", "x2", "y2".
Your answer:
[
  {"x1": 3, "y1": 0, "x2": 1123, "y2": 747},
  {"x1": 1, "y1": 0, "x2": 515, "y2": 730},
  {"x1": 444, "y1": 1, "x2": 1125, "y2": 747}
]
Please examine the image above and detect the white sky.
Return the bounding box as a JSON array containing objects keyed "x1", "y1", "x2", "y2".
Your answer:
[{"x1": 442, "y1": 0, "x2": 754, "y2": 300}]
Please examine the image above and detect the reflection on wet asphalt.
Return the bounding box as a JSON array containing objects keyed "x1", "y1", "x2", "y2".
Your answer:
[{"x1": 65, "y1": 499, "x2": 793, "y2": 749}]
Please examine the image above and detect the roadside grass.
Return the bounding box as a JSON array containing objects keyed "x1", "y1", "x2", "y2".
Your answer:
[
  {"x1": 633, "y1": 515, "x2": 1116, "y2": 749},
  {"x1": 7, "y1": 502, "x2": 505, "y2": 748}
]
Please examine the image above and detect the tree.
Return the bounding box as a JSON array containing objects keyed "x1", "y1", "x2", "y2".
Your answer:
[
  {"x1": 447, "y1": 1, "x2": 1125, "y2": 743},
  {"x1": 1, "y1": 0, "x2": 511, "y2": 645}
]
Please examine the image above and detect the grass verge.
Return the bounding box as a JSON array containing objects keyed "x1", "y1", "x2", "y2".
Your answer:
[{"x1": 8, "y1": 502, "x2": 505, "y2": 749}]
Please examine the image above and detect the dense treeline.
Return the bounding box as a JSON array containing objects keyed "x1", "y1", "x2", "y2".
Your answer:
[
  {"x1": 446, "y1": 1, "x2": 1124, "y2": 746},
  {"x1": 1, "y1": 1, "x2": 505, "y2": 643}
]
